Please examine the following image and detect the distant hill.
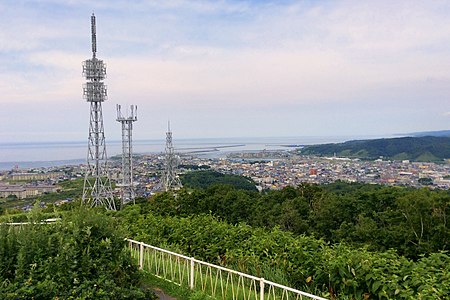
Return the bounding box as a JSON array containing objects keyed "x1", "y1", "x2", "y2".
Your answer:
[
  {"x1": 300, "y1": 136, "x2": 450, "y2": 162},
  {"x1": 410, "y1": 130, "x2": 450, "y2": 137}
]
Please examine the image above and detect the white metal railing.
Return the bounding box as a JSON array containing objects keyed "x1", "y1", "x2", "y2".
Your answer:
[
  {"x1": 127, "y1": 238, "x2": 328, "y2": 300},
  {"x1": 1, "y1": 218, "x2": 61, "y2": 226}
]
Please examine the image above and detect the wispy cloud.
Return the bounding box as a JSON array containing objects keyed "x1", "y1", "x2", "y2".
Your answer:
[{"x1": 1, "y1": 0, "x2": 450, "y2": 141}]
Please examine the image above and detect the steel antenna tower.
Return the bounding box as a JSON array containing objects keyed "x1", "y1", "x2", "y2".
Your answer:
[
  {"x1": 116, "y1": 104, "x2": 137, "y2": 206},
  {"x1": 161, "y1": 122, "x2": 182, "y2": 191},
  {"x1": 82, "y1": 13, "x2": 116, "y2": 210}
]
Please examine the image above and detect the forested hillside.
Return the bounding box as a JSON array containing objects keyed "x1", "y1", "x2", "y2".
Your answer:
[
  {"x1": 300, "y1": 136, "x2": 450, "y2": 161},
  {"x1": 412, "y1": 130, "x2": 450, "y2": 137}
]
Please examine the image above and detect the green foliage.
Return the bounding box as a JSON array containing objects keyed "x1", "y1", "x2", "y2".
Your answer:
[
  {"x1": 141, "y1": 271, "x2": 213, "y2": 300},
  {"x1": 120, "y1": 181, "x2": 450, "y2": 298},
  {"x1": 300, "y1": 136, "x2": 450, "y2": 161},
  {"x1": 3, "y1": 179, "x2": 447, "y2": 299},
  {"x1": 39, "y1": 178, "x2": 84, "y2": 203},
  {"x1": 180, "y1": 170, "x2": 257, "y2": 191},
  {"x1": 145, "y1": 182, "x2": 450, "y2": 259},
  {"x1": 59, "y1": 178, "x2": 84, "y2": 189},
  {"x1": 116, "y1": 206, "x2": 450, "y2": 299},
  {"x1": 418, "y1": 177, "x2": 433, "y2": 185},
  {"x1": 0, "y1": 208, "x2": 155, "y2": 299},
  {"x1": 0, "y1": 178, "x2": 84, "y2": 214}
]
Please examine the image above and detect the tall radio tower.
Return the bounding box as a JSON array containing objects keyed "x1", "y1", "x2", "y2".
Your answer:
[
  {"x1": 161, "y1": 122, "x2": 182, "y2": 191},
  {"x1": 82, "y1": 13, "x2": 116, "y2": 210},
  {"x1": 116, "y1": 104, "x2": 137, "y2": 206}
]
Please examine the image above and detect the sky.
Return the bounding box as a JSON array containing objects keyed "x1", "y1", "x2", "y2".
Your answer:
[{"x1": 1, "y1": 0, "x2": 450, "y2": 143}]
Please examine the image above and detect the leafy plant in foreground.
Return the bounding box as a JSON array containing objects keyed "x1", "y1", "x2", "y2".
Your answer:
[{"x1": 0, "y1": 208, "x2": 155, "y2": 299}]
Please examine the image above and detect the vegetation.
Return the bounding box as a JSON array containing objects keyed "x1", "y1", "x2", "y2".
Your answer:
[
  {"x1": 412, "y1": 130, "x2": 450, "y2": 137},
  {"x1": 141, "y1": 271, "x2": 210, "y2": 300},
  {"x1": 2, "y1": 177, "x2": 450, "y2": 299},
  {"x1": 141, "y1": 182, "x2": 450, "y2": 259},
  {"x1": 180, "y1": 170, "x2": 257, "y2": 191},
  {"x1": 0, "y1": 178, "x2": 84, "y2": 212},
  {"x1": 0, "y1": 207, "x2": 155, "y2": 299},
  {"x1": 300, "y1": 136, "x2": 450, "y2": 162},
  {"x1": 418, "y1": 177, "x2": 433, "y2": 185},
  {"x1": 116, "y1": 203, "x2": 450, "y2": 299},
  {"x1": 113, "y1": 181, "x2": 450, "y2": 298}
]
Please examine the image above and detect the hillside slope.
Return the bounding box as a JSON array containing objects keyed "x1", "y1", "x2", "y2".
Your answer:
[
  {"x1": 411, "y1": 130, "x2": 450, "y2": 137},
  {"x1": 300, "y1": 136, "x2": 450, "y2": 162}
]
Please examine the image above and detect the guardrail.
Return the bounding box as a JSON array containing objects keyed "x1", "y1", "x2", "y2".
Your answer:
[{"x1": 127, "y1": 238, "x2": 327, "y2": 300}]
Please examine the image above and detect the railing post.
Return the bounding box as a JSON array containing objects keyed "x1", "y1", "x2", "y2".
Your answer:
[
  {"x1": 190, "y1": 257, "x2": 195, "y2": 289},
  {"x1": 260, "y1": 278, "x2": 265, "y2": 300},
  {"x1": 139, "y1": 242, "x2": 144, "y2": 270}
]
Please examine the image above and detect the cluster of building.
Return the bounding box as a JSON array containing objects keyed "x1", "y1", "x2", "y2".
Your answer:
[
  {"x1": 0, "y1": 183, "x2": 59, "y2": 199},
  {"x1": 115, "y1": 150, "x2": 450, "y2": 193},
  {"x1": 1, "y1": 150, "x2": 449, "y2": 208},
  {"x1": 204, "y1": 153, "x2": 450, "y2": 190},
  {"x1": 0, "y1": 172, "x2": 63, "y2": 199}
]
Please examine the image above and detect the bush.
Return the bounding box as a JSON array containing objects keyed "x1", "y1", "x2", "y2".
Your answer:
[
  {"x1": 0, "y1": 208, "x2": 155, "y2": 299},
  {"x1": 117, "y1": 205, "x2": 450, "y2": 299}
]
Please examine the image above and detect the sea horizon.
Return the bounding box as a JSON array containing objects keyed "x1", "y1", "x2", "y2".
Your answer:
[{"x1": 0, "y1": 134, "x2": 397, "y2": 171}]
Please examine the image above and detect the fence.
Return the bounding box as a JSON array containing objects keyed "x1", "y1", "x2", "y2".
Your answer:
[
  {"x1": 1, "y1": 218, "x2": 61, "y2": 226},
  {"x1": 127, "y1": 238, "x2": 328, "y2": 300}
]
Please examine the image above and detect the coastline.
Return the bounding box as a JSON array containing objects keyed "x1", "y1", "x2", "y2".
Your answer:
[{"x1": 0, "y1": 135, "x2": 386, "y2": 171}]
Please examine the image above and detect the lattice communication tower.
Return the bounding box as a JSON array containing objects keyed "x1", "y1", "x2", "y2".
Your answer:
[
  {"x1": 116, "y1": 104, "x2": 137, "y2": 206},
  {"x1": 161, "y1": 122, "x2": 182, "y2": 191},
  {"x1": 82, "y1": 13, "x2": 116, "y2": 210}
]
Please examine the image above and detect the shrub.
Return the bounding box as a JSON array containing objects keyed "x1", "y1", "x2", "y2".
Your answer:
[{"x1": 0, "y1": 208, "x2": 155, "y2": 299}]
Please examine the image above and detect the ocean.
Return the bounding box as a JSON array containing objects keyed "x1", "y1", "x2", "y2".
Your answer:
[{"x1": 0, "y1": 135, "x2": 382, "y2": 171}]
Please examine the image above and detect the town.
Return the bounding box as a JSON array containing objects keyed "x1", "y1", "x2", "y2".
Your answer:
[{"x1": 1, "y1": 149, "x2": 449, "y2": 212}]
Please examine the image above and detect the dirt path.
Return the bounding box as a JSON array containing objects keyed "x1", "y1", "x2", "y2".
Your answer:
[{"x1": 153, "y1": 287, "x2": 177, "y2": 300}]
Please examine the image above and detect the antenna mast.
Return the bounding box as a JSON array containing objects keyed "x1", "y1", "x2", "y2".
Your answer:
[
  {"x1": 116, "y1": 104, "x2": 138, "y2": 207},
  {"x1": 161, "y1": 121, "x2": 182, "y2": 191},
  {"x1": 82, "y1": 13, "x2": 116, "y2": 210},
  {"x1": 91, "y1": 13, "x2": 97, "y2": 58}
]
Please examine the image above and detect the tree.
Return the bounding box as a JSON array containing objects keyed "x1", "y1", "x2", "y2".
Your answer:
[{"x1": 418, "y1": 177, "x2": 433, "y2": 185}]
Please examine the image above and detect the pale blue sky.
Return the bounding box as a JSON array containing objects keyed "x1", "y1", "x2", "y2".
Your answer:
[{"x1": 1, "y1": 0, "x2": 450, "y2": 143}]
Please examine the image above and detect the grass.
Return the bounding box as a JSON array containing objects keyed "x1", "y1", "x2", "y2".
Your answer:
[
  {"x1": 129, "y1": 244, "x2": 326, "y2": 300},
  {"x1": 140, "y1": 271, "x2": 197, "y2": 300}
]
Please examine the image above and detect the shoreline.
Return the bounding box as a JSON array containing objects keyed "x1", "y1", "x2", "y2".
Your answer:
[{"x1": 0, "y1": 135, "x2": 385, "y2": 171}]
